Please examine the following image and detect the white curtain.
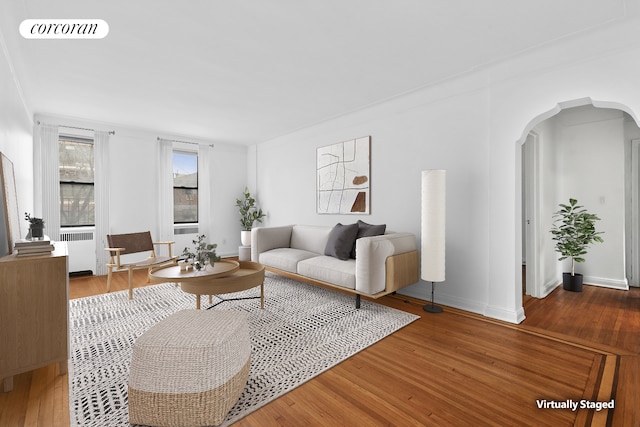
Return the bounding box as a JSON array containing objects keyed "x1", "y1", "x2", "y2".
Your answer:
[
  {"x1": 34, "y1": 123, "x2": 60, "y2": 240},
  {"x1": 94, "y1": 130, "x2": 110, "y2": 275},
  {"x1": 157, "y1": 138, "x2": 174, "y2": 245},
  {"x1": 198, "y1": 144, "x2": 213, "y2": 240}
]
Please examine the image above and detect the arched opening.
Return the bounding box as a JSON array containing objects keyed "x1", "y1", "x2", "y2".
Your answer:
[{"x1": 517, "y1": 98, "x2": 640, "y2": 304}]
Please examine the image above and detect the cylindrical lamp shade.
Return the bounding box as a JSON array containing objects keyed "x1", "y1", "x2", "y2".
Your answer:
[{"x1": 421, "y1": 170, "x2": 446, "y2": 282}]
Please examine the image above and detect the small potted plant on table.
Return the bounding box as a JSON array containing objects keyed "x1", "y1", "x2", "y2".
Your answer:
[
  {"x1": 181, "y1": 235, "x2": 220, "y2": 271},
  {"x1": 235, "y1": 187, "x2": 265, "y2": 246},
  {"x1": 550, "y1": 198, "x2": 604, "y2": 292},
  {"x1": 25, "y1": 212, "x2": 45, "y2": 240}
]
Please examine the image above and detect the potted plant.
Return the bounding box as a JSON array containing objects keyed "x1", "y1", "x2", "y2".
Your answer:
[
  {"x1": 181, "y1": 234, "x2": 221, "y2": 271},
  {"x1": 235, "y1": 187, "x2": 265, "y2": 246},
  {"x1": 25, "y1": 212, "x2": 45, "y2": 240},
  {"x1": 550, "y1": 198, "x2": 604, "y2": 292}
]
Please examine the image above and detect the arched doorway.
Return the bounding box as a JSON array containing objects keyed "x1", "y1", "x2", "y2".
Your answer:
[{"x1": 518, "y1": 98, "x2": 640, "y2": 302}]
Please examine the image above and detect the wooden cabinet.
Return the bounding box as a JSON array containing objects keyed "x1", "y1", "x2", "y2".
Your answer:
[{"x1": 0, "y1": 243, "x2": 68, "y2": 392}]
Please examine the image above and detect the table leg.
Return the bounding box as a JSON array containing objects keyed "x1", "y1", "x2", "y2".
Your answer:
[
  {"x1": 196, "y1": 294, "x2": 201, "y2": 310},
  {"x1": 209, "y1": 295, "x2": 213, "y2": 304}
]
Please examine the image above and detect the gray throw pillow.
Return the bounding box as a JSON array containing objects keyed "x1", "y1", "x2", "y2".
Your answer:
[
  {"x1": 324, "y1": 223, "x2": 359, "y2": 260},
  {"x1": 350, "y1": 220, "x2": 386, "y2": 259}
]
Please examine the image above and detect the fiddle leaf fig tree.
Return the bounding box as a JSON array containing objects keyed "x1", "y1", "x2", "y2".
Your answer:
[
  {"x1": 550, "y1": 198, "x2": 604, "y2": 276},
  {"x1": 235, "y1": 187, "x2": 265, "y2": 231}
]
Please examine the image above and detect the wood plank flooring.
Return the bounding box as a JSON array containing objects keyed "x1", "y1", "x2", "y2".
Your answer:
[{"x1": 1, "y1": 270, "x2": 638, "y2": 426}]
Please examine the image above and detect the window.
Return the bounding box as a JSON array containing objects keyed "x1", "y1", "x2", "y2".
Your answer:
[
  {"x1": 173, "y1": 151, "x2": 198, "y2": 223},
  {"x1": 59, "y1": 136, "x2": 94, "y2": 227}
]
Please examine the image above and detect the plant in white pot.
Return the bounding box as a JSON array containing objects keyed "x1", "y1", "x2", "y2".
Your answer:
[
  {"x1": 550, "y1": 198, "x2": 604, "y2": 292},
  {"x1": 235, "y1": 187, "x2": 265, "y2": 246}
]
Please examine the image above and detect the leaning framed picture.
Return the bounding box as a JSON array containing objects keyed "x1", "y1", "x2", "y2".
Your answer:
[
  {"x1": 0, "y1": 152, "x2": 20, "y2": 256},
  {"x1": 316, "y1": 136, "x2": 370, "y2": 214}
]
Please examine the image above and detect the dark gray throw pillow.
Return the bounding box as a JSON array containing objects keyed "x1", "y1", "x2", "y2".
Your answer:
[
  {"x1": 324, "y1": 223, "x2": 359, "y2": 260},
  {"x1": 350, "y1": 220, "x2": 386, "y2": 259}
]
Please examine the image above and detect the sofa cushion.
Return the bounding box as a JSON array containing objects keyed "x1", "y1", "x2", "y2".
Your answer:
[
  {"x1": 258, "y1": 248, "x2": 318, "y2": 273},
  {"x1": 324, "y1": 223, "x2": 359, "y2": 260},
  {"x1": 350, "y1": 220, "x2": 387, "y2": 259},
  {"x1": 297, "y1": 256, "x2": 356, "y2": 290},
  {"x1": 291, "y1": 225, "x2": 332, "y2": 254}
]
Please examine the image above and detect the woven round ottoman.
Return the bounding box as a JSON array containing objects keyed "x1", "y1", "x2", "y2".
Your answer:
[{"x1": 128, "y1": 309, "x2": 251, "y2": 427}]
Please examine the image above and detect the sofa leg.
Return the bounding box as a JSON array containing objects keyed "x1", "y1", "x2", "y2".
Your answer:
[{"x1": 355, "y1": 294, "x2": 361, "y2": 309}]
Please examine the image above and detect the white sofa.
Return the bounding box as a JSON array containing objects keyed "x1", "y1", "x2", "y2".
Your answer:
[{"x1": 251, "y1": 223, "x2": 419, "y2": 308}]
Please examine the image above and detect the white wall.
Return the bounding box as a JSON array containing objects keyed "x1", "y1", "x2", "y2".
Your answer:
[
  {"x1": 0, "y1": 30, "x2": 34, "y2": 227},
  {"x1": 554, "y1": 108, "x2": 626, "y2": 287},
  {"x1": 253, "y1": 16, "x2": 640, "y2": 323}
]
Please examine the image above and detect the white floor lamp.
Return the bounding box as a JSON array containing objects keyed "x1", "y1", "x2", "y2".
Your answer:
[{"x1": 421, "y1": 170, "x2": 446, "y2": 313}]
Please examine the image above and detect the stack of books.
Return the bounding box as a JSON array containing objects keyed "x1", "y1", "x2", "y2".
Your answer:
[{"x1": 14, "y1": 237, "x2": 55, "y2": 257}]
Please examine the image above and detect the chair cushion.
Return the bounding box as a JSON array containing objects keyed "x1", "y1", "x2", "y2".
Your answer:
[
  {"x1": 121, "y1": 255, "x2": 176, "y2": 268},
  {"x1": 259, "y1": 248, "x2": 319, "y2": 273},
  {"x1": 324, "y1": 223, "x2": 358, "y2": 260},
  {"x1": 297, "y1": 256, "x2": 356, "y2": 289}
]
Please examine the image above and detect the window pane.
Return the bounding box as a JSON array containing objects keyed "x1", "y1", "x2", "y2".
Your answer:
[
  {"x1": 59, "y1": 138, "x2": 95, "y2": 227},
  {"x1": 174, "y1": 188, "x2": 198, "y2": 223},
  {"x1": 173, "y1": 152, "x2": 197, "y2": 188},
  {"x1": 59, "y1": 140, "x2": 94, "y2": 183},
  {"x1": 60, "y1": 183, "x2": 95, "y2": 226}
]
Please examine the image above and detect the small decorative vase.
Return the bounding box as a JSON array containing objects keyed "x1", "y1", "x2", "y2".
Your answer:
[
  {"x1": 241, "y1": 230, "x2": 251, "y2": 246},
  {"x1": 29, "y1": 225, "x2": 45, "y2": 240}
]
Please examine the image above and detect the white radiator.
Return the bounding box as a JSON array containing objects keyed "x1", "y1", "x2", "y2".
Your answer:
[{"x1": 59, "y1": 230, "x2": 95, "y2": 275}]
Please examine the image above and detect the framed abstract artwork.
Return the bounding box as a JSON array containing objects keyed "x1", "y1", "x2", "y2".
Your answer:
[{"x1": 317, "y1": 136, "x2": 370, "y2": 214}]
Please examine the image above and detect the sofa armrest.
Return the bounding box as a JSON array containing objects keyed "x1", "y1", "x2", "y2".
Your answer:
[
  {"x1": 251, "y1": 225, "x2": 294, "y2": 262},
  {"x1": 355, "y1": 232, "x2": 417, "y2": 294}
]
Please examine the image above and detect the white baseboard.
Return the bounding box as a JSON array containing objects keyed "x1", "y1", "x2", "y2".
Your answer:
[
  {"x1": 429, "y1": 292, "x2": 524, "y2": 324},
  {"x1": 544, "y1": 276, "x2": 629, "y2": 292},
  {"x1": 484, "y1": 304, "x2": 526, "y2": 324},
  {"x1": 541, "y1": 279, "x2": 560, "y2": 297},
  {"x1": 583, "y1": 275, "x2": 629, "y2": 290}
]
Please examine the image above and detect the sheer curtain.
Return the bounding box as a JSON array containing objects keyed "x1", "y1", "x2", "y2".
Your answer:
[
  {"x1": 34, "y1": 123, "x2": 60, "y2": 240},
  {"x1": 157, "y1": 138, "x2": 174, "y2": 245},
  {"x1": 94, "y1": 130, "x2": 110, "y2": 275},
  {"x1": 198, "y1": 144, "x2": 213, "y2": 239}
]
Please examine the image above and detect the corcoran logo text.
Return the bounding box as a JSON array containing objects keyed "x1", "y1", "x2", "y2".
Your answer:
[{"x1": 20, "y1": 19, "x2": 109, "y2": 39}]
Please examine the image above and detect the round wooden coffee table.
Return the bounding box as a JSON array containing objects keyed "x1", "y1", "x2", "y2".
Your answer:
[{"x1": 150, "y1": 260, "x2": 265, "y2": 309}]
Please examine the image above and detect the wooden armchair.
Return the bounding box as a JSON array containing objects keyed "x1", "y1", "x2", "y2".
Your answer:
[{"x1": 105, "y1": 231, "x2": 178, "y2": 299}]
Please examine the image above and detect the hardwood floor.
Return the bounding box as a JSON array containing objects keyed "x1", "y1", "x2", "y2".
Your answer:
[{"x1": 1, "y1": 270, "x2": 638, "y2": 426}]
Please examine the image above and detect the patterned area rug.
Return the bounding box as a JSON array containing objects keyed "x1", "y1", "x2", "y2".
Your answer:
[{"x1": 68, "y1": 273, "x2": 419, "y2": 426}]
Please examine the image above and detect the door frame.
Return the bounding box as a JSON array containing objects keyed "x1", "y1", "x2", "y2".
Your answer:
[
  {"x1": 522, "y1": 132, "x2": 541, "y2": 297},
  {"x1": 629, "y1": 139, "x2": 640, "y2": 287}
]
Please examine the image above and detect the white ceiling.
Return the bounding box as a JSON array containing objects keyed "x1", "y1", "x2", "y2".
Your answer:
[{"x1": 0, "y1": 0, "x2": 631, "y2": 145}]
